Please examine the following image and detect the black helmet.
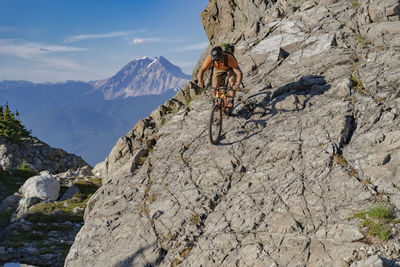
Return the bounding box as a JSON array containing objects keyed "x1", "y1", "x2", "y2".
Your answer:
[{"x1": 211, "y1": 46, "x2": 223, "y2": 61}]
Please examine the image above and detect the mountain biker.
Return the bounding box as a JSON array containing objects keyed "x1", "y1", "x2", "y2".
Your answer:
[{"x1": 197, "y1": 46, "x2": 243, "y2": 108}]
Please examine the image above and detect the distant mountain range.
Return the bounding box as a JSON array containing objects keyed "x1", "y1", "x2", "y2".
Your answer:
[{"x1": 0, "y1": 57, "x2": 191, "y2": 166}]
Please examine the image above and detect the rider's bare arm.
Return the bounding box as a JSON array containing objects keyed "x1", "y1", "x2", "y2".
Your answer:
[
  {"x1": 232, "y1": 66, "x2": 243, "y2": 90},
  {"x1": 197, "y1": 66, "x2": 207, "y2": 88}
]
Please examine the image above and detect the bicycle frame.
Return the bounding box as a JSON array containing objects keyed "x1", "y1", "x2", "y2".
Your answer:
[{"x1": 212, "y1": 86, "x2": 231, "y2": 112}]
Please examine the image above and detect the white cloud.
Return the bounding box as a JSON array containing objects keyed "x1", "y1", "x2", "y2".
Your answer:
[
  {"x1": 65, "y1": 31, "x2": 132, "y2": 43},
  {"x1": 0, "y1": 39, "x2": 87, "y2": 71},
  {"x1": 132, "y1": 37, "x2": 159, "y2": 44},
  {"x1": 0, "y1": 40, "x2": 86, "y2": 57},
  {"x1": 173, "y1": 42, "x2": 209, "y2": 52},
  {"x1": 0, "y1": 65, "x2": 105, "y2": 83}
]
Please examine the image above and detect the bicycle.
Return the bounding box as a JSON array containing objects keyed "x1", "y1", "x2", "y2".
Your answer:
[{"x1": 208, "y1": 84, "x2": 233, "y2": 145}]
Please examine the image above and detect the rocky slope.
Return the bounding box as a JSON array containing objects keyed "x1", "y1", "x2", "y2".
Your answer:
[
  {"x1": 67, "y1": 0, "x2": 400, "y2": 266},
  {"x1": 0, "y1": 135, "x2": 87, "y2": 173}
]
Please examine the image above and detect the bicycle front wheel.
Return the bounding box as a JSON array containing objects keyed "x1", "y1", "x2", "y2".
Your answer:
[{"x1": 209, "y1": 103, "x2": 222, "y2": 145}]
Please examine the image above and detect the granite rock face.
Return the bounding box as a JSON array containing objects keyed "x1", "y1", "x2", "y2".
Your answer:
[{"x1": 67, "y1": 0, "x2": 400, "y2": 266}]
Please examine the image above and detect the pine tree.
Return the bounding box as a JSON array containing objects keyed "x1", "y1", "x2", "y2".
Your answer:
[{"x1": 0, "y1": 103, "x2": 31, "y2": 143}]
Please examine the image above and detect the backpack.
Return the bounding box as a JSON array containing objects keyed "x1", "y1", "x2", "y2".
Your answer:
[
  {"x1": 222, "y1": 43, "x2": 235, "y2": 69},
  {"x1": 221, "y1": 43, "x2": 235, "y2": 57}
]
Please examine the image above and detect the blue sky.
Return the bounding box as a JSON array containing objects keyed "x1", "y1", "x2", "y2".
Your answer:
[{"x1": 0, "y1": 0, "x2": 209, "y2": 82}]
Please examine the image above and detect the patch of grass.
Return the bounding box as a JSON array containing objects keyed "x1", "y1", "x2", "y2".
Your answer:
[
  {"x1": 29, "y1": 191, "x2": 90, "y2": 216},
  {"x1": 367, "y1": 205, "x2": 394, "y2": 220},
  {"x1": 354, "y1": 205, "x2": 395, "y2": 242},
  {"x1": 353, "y1": 211, "x2": 367, "y2": 219},
  {"x1": 348, "y1": 168, "x2": 359, "y2": 178},
  {"x1": 25, "y1": 212, "x2": 83, "y2": 224},
  {"x1": 362, "y1": 218, "x2": 391, "y2": 241},
  {"x1": 11, "y1": 159, "x2": 37, "y2": 179},
  {"x1": 146, "y1": 194, "x2": 156, "y2": 204},
  {"x1": 185, "y1": 95, "x2": 193, "y2": 106},
  {"x1": 190, "y1": 213, "x2": 200, "y2": 225},
  {"x1": 179, "y1": 246, "x2": 193, "y2": 258},
  {"x1": 356, "y1": 33, "x2": 369, "y2": 46},
  {"x1": 375, "y1": 97, "x2": 386, "y2": 104},
  {"x1": 351, "y1": 76, "x2": 367, "y2": 94},
  {"x1": 139, "y1": 204, "x2": 149, "y2": 216},
  {"x1": 351, "y1": 0, "x2": 359, "y2": 7},
  {"x1": 172, "y1": 259, "x2": 182, "y2": 267},
  {"x1": 361, "y1": 179, "x2": 372, "y2": 187},
  {"x1": 333, "y1": 154, "x2": 348, "y2": 167}
]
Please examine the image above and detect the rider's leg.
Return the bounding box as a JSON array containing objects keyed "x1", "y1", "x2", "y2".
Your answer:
[
  {"x1": 226, "y1": 71, "x2": 237, "y2": 107},
  {"x1": 228, "y1": 70, "x2": 237, "y2": 97},
  {"x1": 213, "y1": 69, "x2": 228, "y2": 96}
]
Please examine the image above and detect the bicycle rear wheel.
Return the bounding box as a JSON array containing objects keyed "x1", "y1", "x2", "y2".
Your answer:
[{"x1": 209, "y1": 103, "x2": 222, "y2": 145}]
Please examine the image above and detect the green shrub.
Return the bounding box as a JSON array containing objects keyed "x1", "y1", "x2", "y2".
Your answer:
[{"x1": 12, "y1": 159, "x2": 37, "y2": 179}]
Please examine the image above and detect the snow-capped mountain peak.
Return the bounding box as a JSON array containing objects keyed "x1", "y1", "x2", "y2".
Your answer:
[{"x1": 92, "y1": 56, "x2": 190, "y2": 100}]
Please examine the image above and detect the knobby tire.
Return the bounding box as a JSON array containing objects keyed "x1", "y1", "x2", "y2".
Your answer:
[{"x1": 209, "y1": 103, "x2": 222, "y2": 145}]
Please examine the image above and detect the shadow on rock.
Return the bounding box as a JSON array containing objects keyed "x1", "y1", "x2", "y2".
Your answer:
[
  {"x1": 114, "y1": 244, "x2": 167, "y2": 267},
  {"x1": 397, "y1": 3, "x2": 400, "y2": 20},
  {"x1": 220, "y1": 75, "x2": 331, "y2": 146}
]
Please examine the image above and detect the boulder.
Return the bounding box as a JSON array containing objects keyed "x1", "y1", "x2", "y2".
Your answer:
[
  {"x1": 20, "y1": 172, "x2": 60, "y2": 201},
  {"x1": 350, "y1": 255, "x2": 398, "y2": 267}
]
